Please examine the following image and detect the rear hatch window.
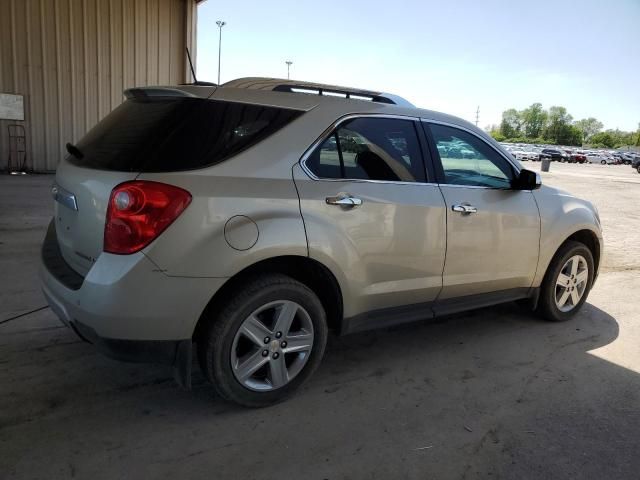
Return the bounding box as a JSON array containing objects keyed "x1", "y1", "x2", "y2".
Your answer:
[{"x1": 70, "y1": 97, "x2": 304, "y2": 172}]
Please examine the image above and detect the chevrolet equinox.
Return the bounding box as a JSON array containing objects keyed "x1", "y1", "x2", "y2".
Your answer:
[{"x1": 40, "y1": 78, "x2": 603, "y2": 407}]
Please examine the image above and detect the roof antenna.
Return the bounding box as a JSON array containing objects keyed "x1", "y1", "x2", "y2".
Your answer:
[
  {"x1": 184, "y1": 47, "x2": 217, "y2": 86},
  {"x1": 187, "y1": 47, "x2": 197, "y2": 83}
]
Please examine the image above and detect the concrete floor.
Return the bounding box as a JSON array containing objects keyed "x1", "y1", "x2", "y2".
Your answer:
[{"x1": 1, "y1": 163, "x2": 639, "y2": 479}]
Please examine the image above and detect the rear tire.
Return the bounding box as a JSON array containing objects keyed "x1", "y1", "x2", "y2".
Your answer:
[
  {"x1": 198, "y1": 274, "x2": 328, "y2": 407},
  {"x1": 537, "y1": 241, "x2": 594, "y2": 322}
]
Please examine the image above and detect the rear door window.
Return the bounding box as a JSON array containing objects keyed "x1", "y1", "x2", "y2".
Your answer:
[
  {"x1": 305, "y1": 117, "x2": 426, "y2": 182},
  {"x1": 70, "y1": 98, "x2": 303, "y2": 172}
]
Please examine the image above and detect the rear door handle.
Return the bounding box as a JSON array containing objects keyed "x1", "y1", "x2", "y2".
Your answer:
[
  {"x1": 452, "y1": 204, "x2": 477, "y2": 214},
  {"x1": 326, "y1": 194, "x2": 363, "y2": 208}
]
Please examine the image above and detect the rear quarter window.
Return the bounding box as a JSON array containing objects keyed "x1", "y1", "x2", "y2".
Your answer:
[{"x1": 71, "y1": 97, "x2": 303, "y2": 172}]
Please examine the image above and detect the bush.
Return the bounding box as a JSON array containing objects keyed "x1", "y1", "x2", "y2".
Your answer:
[
  {"x1": 503, "y1": 137, "x2": 547, "y2": 145},
  {"x1": 490, "y1": 131, "x2": 505, "y2": 142}
]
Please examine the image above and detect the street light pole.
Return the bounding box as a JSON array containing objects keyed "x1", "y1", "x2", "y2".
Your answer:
[
  {"x1": 216, "y1": 20, "x2": 226, "y2": 85},
  {"x1": 285, "y1": 60, "x2": 293, "y2": 80}
]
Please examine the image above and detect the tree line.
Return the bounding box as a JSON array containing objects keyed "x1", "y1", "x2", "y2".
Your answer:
[{"x1": 486, "y1": 103, "x2": 640, "y2": 148}]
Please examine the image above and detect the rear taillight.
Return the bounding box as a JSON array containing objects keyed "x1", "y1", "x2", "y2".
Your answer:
[{"x1": 104, "y1": 181, "x2": 192, "y2": 255}]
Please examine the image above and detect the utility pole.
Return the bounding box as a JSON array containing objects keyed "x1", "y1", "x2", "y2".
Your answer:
[
  {"x1": 285, "y1": 60, "x2": 293, "y2": 80},
  {"x1": 216, "y1": 20, "x2": 226, "y2": 85},
  {"x1": 475, "y1": 106, "x2": 480, "y2": 127}
]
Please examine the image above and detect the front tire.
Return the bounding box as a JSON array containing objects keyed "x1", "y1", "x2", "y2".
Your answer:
[
  {"x1": 537, "y1": 241, "x2": 594, "y2": 322},
  {"x1": 198, "y1": 274, "x2": 328, "y2": 407}
]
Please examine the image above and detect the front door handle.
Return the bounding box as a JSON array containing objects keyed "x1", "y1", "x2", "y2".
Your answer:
[
  {"x1": 326, "y1": 194, "x2": 363, "y2": 208},
  {"x1": 452, "y1": 204, "x2": 477, "y2": 214}
]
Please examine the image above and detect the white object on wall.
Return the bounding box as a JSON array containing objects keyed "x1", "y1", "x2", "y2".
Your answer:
[{"x1": 0, "y1": 93, "x2": 24, "y2": 121}]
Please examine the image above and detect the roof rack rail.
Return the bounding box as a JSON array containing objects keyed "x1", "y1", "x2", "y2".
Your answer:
[
  {"x1": 221, "y1": 77, "x2": 414, "y2": 107},
  {"x1": 272, "y1": 84, "x2": 396, "y2": 104}
]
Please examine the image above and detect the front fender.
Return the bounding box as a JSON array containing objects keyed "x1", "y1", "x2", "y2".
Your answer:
[{"x1": 532, "y1": 186, "x2": 603, "y2": 287}]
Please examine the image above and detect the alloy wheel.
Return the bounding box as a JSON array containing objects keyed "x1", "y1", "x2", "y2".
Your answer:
[
  {"x1": 555, "y1": 255, "x2": 589, "y2": 313},
  {"x1": 231, "y1": 300, "x2": 314, "y2": 391}
]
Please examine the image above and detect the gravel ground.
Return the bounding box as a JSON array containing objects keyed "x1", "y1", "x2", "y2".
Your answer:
[{"x1": 1, "y1": 163, "x2": 639, "y2": 480}]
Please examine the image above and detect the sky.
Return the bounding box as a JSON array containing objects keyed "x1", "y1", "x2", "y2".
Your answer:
[{"x1": 196, "y1": 0, "x2": 640, "y2": 131}]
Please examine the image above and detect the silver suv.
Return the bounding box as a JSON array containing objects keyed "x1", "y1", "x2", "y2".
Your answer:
[{"x1": 40, "y1": 78, "x2": 603, "y2": 406}]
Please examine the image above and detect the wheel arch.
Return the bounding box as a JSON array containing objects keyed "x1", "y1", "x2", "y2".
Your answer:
[
  {"x1": 538, "y1": 228, "x2": 602, "y2": 288},
  {"x1": 193, "y1": 255, "x2": 344, "y2": 344},
  {"x1": 563, "y1": 229, "x2": 601, "y2": 276}
]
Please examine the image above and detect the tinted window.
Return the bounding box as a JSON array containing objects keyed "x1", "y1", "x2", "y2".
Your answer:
[
  {"x1": 71, "y1": 98, "x2": 303, "y2": 172},
  {"x1": 306, "y1": 133, "x2": 343, "y2": 179},
  {"x1": 306, "y1": 117, "x2": 425, "y2": 182},
  {"x1": 429, "y1": 124, "x2": 514, "y2": 188}
]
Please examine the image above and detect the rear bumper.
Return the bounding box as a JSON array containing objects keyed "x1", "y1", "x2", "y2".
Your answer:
[
  {"x1": 42, "y1": 278, "x2": 195, "y2": 387},
  {"x1": 70, "y1": 318, "x2": 187, "y2": 366},
  {"x1": 39, "y1": 220, "x2": 227, "y2": 345}
]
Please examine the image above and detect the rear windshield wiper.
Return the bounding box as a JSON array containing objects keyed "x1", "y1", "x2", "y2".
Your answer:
[{"x1": 65, "y1": 142, "x2": 84, "y2": 160}]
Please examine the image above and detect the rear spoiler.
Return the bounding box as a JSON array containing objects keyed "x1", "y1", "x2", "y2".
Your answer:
[{"x1": 123, "y1": 87, "x2": 197, "y2": 99}]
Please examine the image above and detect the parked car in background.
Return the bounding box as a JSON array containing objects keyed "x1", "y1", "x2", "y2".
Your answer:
[
  {"x1": 586, "y1": 152, "x2": 615, "y2": 165},
  {"x1": 570, "y1": 151, "x2": 587, "y2": 164},
  {"x1": 509, "y1": 147, "x2": 537, "y2": 161},
  {"x1": 39, "y1": 77, "x2": 604, "y2": 406},
  {"x1": 541, "y1": 148, "x2": 567, "y2": 162},
  {"x1": 612, "y1": 152, "x2": 628, "y2": 164},
  {"x1": 507, "y1": 148, "x2": 524, "y2": 161},
  {"x1": 620, "y1": 152, "x2": 638, "y2": 165},
  {"x1": 631, "y1": 156, "x2": 640, "y2": 173},
  {"x1": 563, "y1": 149, "x2": 586, "y2": 164},
  {"x1": 563, "y1": 149, "x2": 575, "y2": 162},
  {"x1": 520, "y1": 147, "x2": 540, "y2": 161},
  {"x1": 532, "y1": 147, "x2": 551, "y2": 161}
]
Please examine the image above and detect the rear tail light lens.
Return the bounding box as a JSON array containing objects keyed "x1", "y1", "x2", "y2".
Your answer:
[{"x1": 104, "y1": 181, "x2": 192, "y2": 254}]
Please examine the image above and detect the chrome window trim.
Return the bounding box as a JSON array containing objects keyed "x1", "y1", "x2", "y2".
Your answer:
[
  {"x1": 297, "y1": 113, "x2": 526, "y2": 191},
  {"x1": 298, "y1": 113, "x2": 439, "y2": 186},
  {"x1": 438, "y1": 183, "x2": 534, "y2": 193},
  {"x1": 439, "y1": 183, "x2": 509, "y2": 191}
]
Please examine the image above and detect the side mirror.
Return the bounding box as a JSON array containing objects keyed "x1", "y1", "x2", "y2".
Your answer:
[{"x1": 512, "y1": 169, "x2": 541, "y2": 190}]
